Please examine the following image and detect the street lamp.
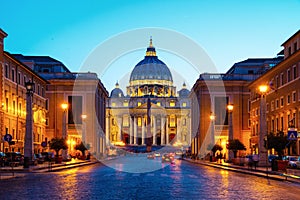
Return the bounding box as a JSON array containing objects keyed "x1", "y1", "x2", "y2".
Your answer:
[
  {"x1": 209, "y1": 113, "x2": 215, "y2": 146},
  {"x1": 227, "y1": 104, "x2": 234, "y2": 161},
  {"x1": 258, "y1": 84, "x2": 269, "y2": 166},
  {"x1": 61, "y1": 103, "x2": 69, "y2": 160},
  {"x1": 24, "y1": 80, "x2": 34, "y2": 168}
]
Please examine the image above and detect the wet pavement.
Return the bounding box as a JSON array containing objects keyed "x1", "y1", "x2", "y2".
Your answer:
[{"x1": 0, "y1": 155, "x2": 300, "y2": 200}]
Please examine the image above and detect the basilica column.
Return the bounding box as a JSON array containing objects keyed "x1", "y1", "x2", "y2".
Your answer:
[
  {"x1": 129, "y1": 115, "x2": 133, "y2": 144},
  {"x1": 106, "y1": 115, "x2": 110, "y2": 145},
  {"x1": 117, "y1": 117, "x2": 122, "y2": 141},
  {"x1": 161, "y1": 116, "x2": 165, "y2": 145},
  {"x1": 153, "y1": 115, "x2": 156, "y2": 145},
  {"x1": 166, "y1": 116, "x2": 169, "y2": 145},
  {"x1": 134, "y1": 116, "x2": 137, "y2": 145},
  {"x1": 142, "y1": 116, "x2": 145, "y2": 145},
  {"x1": 176, "y1": 115, "x2": 181, "y2": 142}
]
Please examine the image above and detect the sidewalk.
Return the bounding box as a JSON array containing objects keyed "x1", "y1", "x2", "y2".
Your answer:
[
  {"x1": 0, "y1": 158, "x2": 99, "y2": 180},
  {"x1": 183, "y1": 158, "x2": 300, "y2": 184}
]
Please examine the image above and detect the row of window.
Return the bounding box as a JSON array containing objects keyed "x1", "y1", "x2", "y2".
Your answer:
[
  {"x1": 287, "y1": 41, "x2": 298, "y2": 56},
  {"x1": 111, "y1": 115, "x2": 187, "y2": 128},
  {"x1": 5, "y1": 127, "x2": 45, "y2": 143},
  {"x1": 271, "y1": 63, "x2": 298, "y2": 89},
  {"x1": 4, "y1": 64, "x2": 45, "y2": 97},
  {"x1": 111, "y1": 101, "x2": 187, "y2": 107},
  {"x1": 251, "y1": 112, "x2": 297, "y2": 136}
]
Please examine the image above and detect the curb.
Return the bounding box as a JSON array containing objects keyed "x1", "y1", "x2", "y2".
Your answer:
[{"x1": 183, "y1": 159, "x2": 300, "y2": 184}]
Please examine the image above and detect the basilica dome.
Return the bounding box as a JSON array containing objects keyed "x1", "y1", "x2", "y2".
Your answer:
[
  {"x1": 129, "y1": 39, "x2": 173, "y2": 82},
  {"x1": 127, "y1": 39, "x2": 176, "y2": 97}
]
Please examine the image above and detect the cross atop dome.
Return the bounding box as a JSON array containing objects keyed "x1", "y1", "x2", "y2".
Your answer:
[{"x1": 145, "y1": 37, "x2": 156, "y2": 57}]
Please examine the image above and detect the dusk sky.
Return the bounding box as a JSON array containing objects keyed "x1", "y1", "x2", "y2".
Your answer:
[{"x1": 1, "y1": 0, "x2": 300, "y2": 91}]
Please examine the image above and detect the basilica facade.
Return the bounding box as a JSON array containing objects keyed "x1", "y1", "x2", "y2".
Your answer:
[{"x1": 106, "y1": 40, "x2": 191, "y2": 147}]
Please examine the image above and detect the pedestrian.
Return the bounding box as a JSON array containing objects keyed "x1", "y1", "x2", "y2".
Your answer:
[{"x1": 252, "y1": 154, "x2": 259, "y2": 170}]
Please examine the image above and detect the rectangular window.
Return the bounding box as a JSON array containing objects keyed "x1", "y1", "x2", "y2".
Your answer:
[
  {"x1": 294, "y1": 42, "x2": 298, "y2": 52},
  {"x1": 5, "y1": 65, "x2": 9, "y2": 78},
  {"x1": 276, "y1": 99, "x2": 279, "y2": 109},
  {"x1": 6, "y1": 98, "x2": 8, "y2": 112},
  {"x1": 292, "y1": 91, "x2": 296, "y2": 102},
  {"x1": 45, "y1": 99, "x2": 49, "y2": 110},
  {"x1": 271, "y1": 101, "x2": 274, "y2": 111},
  {"x1": 13, "y1": 100, "x2": 16, "y2": 114},
  {"x1": 289, "y1": 46, "x2": 292, "y2": 56},
  {"x1": 123, "y1": 115, "x2": 129, "y2": 127},
  {"x1": 287, "y1": 69, "x2": 291, "y2": 82},
  {"x1": 281, "y1": 73, "x2": 284, "y2": 86},
  {"x1": 156, "y1": 102, "x2": 161, "y2": 106},
  {"x1": 11, "y1": 69, "x2": 15, "y2": 82},
  {"x1": 138, "y1": 117, "x2": 142, "y2": 127},
  {"x1": 280, "y1": 97, "x2": 284, "y2": 107},
  {"x1": 23, "y1": 76, "x2": 26, "y2": 85},
  {"x1": 293, "y1": 65, "x2": 297, "y2": 80},
  {"x1": 137, "y1": 102, "x2": 141, "y2": 106},
  {"x1": 37, "y1": 84, "x2": 40, "y2": 95},
  {"x1": 214, "y1": 96, "x2": 229, "y2": 125},
  {"x1": 170, "y1": 116, "x2": 176, "y2": 127},
  {"x1": 18, "y1": 72, "x2": 21, "y2": 84},
  {"x1": 68, "y1": 96, "x2": 83, "y2": 124},
  {"x1": 18, "y1": 103, "x2": 21, "y2": 116},
  {"x1": 170, "y1": 101, "x2": 175, "y2": 107},
  {"x1": 123, "y1": 101, "x2": 128, "y2": 107},
  {"x1": 182, "y1": 102, "x2": 187, "y2": 107},
  {"x1": 287, "y1": 95, "x2": 291, "y2": 105},
  {"x1": 276, "y1": 76, "x2": 279, "y2": 88}
]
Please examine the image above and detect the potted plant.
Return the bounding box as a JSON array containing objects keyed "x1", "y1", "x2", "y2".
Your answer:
[
  {"x1": 49, "y1": 138, "x2": 68, "y2": 163},
  {"x1": 227, "y1": 139, "x2": 246, "y2": 165}
]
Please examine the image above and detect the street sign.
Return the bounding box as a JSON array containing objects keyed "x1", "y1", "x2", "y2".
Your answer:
[
  {"x1": 3, "y1": 134, "x2": 12, "y2": 142},
  {"x1": 41, "y1": 141, "x2": 47, "y2": 147},
  {"x1": 288, "y1": 130, "x2": 297, "y2": 140}
]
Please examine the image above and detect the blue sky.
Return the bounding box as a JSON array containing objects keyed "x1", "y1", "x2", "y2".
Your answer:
[{"x1": 1, "y1": 0, "x2": 300, "y2": 92}]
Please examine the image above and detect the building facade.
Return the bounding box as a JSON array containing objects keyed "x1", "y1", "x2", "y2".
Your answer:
[
  {"x1": 191, "y1": 56, "x2": 283, "y2": 158},
  {"x1": 0, "y1": 29, "x2": 48, "y2": 154},
  {"x1": 106, "y1": 40, "x2": 191, "y2": 149},
  {"x1": 14, "y1": 54, "x2": 109, "y2": 158},
  {"x1": 249, "y1": 30, "x2": 300, "y2": 156}
]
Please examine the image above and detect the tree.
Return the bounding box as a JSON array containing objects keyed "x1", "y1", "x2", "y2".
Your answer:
[
  {"x1": 227, "y1": 139, "x2": 246, "y2": 158},
  {"x1": 265, "y1": 131, "x2": 287, "y2": 159},
  {"x1": 207, "y1": 143, "x2": 223, "y2": 156},
  {"x1": 75, "y1": 142, "x2": 90, "y2": 156},
  {"x1": 49, "y1": 138, "x2": 68, "y2": 158}
]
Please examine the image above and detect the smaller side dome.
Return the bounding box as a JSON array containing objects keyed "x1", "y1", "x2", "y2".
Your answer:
[
  {"x1": 110, "y1": 82, "x2": 124, "y2": 98},
  {"x1": 178, "y1": 82, "x2": 190, "y2": 97}
]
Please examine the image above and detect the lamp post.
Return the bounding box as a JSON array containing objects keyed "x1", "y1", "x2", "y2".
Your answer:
[
  {"x1": 227, "y1": 104, "x2": 234, "y2": 161},
  {"x1": 209, "y1": 113, "x2": 215, "y2": 146},
  {"x1": 24, "y1": 81, "x2": 34, "y2": 168},
  {"x1": 258, "y1": 85, "x2": 268, "y2": 166},
  {"x1": 61, "y1": 103, "x2": 68, "y2": 160}
]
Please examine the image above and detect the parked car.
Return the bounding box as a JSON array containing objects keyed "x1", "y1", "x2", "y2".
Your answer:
[
  {"x1": 35, "y1": 153, "x2": 44, "y2": 164},
  {"x1": 0, "y1": 152, "x2": 6, "y2": 167},
  {"x1": 41, "y1": 152, "x2": 54, "y2": 162},
  {"x1": 5, "y1": 152, "x2": 23, "y2": 166},
  {"x1": 295, "y1": 157, "x2": 300, "y2": 169},
  {"x1": 268, "y1": 154, "x2": 279, "y2": 162},
  {"x1": 283, "y1": 156, "x2": 298, "y2": 168},
  {"x1": 154, "y1": 152, "x2": 161, "y2": 157},
  {"x1": 147, "y1": 154, "x2": 155, "y2": 159}
]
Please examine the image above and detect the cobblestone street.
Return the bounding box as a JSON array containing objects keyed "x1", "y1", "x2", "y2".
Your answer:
[{"x1": 0, "y1": 156, "x2": 299, "y2": 200}]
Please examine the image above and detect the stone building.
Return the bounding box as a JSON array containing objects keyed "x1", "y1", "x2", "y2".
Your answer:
[
  {"x1": 0, "y1": 29, "x2": 48, "y2": 153},
  {"x1": 249, "y1": 30, "x2": 300, "y2": 156},
  {"x1": 191, "y1": 56, "x2": 283, "y2": 158},
  {"x1": 14, "y1": 54, "x2": 109, "y2": 157},
  {"x1": 106, "y1": 39, "x2": 191, "y2": 149}
]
